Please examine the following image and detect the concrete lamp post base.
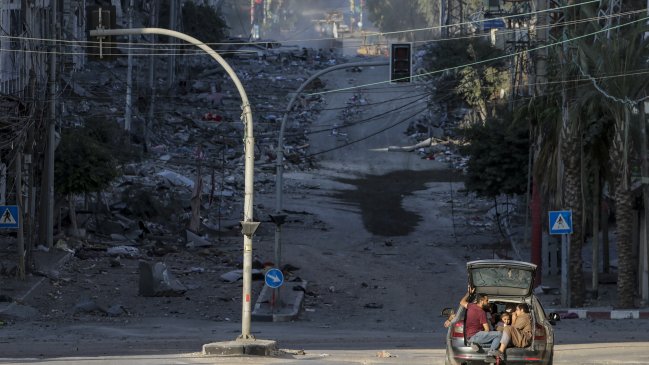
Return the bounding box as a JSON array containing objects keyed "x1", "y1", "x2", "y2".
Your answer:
[{"x1": 202, "y1": 339, "x2": 278, "y2": 356}]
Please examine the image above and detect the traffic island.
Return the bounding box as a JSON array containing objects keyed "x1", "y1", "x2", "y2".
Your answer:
[
  {"x1": 202, "y1": 339, "x2": 278, "y2": 356},
  {"x1": 252, "y1": 280, "x2": 307, "y2": 322}
]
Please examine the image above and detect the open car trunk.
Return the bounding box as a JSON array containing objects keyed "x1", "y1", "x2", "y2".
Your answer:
[{"x1": 467, "y1": 260, "x2": 537, "y2": 297}]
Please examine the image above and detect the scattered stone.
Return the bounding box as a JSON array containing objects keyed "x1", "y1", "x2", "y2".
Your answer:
[
  {"x1": 186, "y1": 230, "x2": 212, "y2": 248},
  {"x1": 220, "y1": 270, "x2": 243, "y2": 283},
  {"x1": 110, "y1": 256, "x2": 123, "y2": 267},
  {"x1": 107, "y1": 245, "x2": 139, "y2": 257},
  {"x1": 74, "y1": 299, "x2": 107, "y2": 314},
  {"x1": 138, "y1": 261, "x2": 187, "y2": 297},
  {"x1": 364, "y1": 302, "x2": 383, "y2": 309},
  {"x1": 109, "y1": 234, "x2": 129, "y2": 242},
  {"x1": 376, "y1": 350, "x2": 396, "y2": 358},
  {"x1": 106, "y1": 304, "x2": 128, "y2": 317}
]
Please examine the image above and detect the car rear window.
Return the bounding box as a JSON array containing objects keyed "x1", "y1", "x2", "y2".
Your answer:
[{"x1": 471, "y1": 267, "x2": 533, "y2": 290}]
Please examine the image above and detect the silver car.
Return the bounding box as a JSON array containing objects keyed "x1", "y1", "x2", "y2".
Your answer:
[{"x1": 443, "y1": 260, "x2": 557, "y2": 365}]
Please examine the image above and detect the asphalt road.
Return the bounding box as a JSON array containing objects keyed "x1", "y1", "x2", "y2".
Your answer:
[{"x1": 1, "y1": 318, "x2": 648, "y2": 364}]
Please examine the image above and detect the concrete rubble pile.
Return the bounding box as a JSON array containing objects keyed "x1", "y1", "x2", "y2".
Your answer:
[{"x1": 56, "y1": 44, "x2": 348, "y2": 258}]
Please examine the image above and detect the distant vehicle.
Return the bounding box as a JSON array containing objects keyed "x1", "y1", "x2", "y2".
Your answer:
[
  {"x1": 222, "y1": 38, "x2": 293, "y2": 60},
  {"x1": 357, "y1": 32, "x2": 388, "y2": 56},
  {"x1": 442, "y1": 260, "x2": 557, "y2": 365}
]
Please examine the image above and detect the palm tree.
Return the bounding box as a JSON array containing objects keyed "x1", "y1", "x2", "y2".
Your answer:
[{"x1": 573, "y1": 17, "x2": 649, "y2": 308}]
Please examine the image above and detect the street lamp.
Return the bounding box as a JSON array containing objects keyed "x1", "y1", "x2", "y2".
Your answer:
[{"x1": 90, "y1": 27, "x2": 260, "y2": 341}]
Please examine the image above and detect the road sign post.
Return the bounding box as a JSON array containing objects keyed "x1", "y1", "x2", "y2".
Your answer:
[{"x1": 549, "y1": 210, "x2": 572, "y2": 308}]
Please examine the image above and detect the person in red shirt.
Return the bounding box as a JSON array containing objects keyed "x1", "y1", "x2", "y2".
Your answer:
[{"x1": 460, "y1": 286, "x2": 502, "y2": 353}]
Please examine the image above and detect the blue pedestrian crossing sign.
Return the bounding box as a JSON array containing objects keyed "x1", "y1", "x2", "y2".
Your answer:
[
  {"x1": 549, "y1": 210, "x2": 572, "y2": 235},
  {"x1": 0, "y1": 205, "x2": 19, "y2": 229},
  {"x1": 265, "y1": 268, "x2": 284, "y2": 288}
]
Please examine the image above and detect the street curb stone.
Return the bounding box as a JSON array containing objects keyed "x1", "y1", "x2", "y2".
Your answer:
[
  {"x1": 548, "y1": 308, "x2": 649, "y2": 319},
  {"x1": 202, "y1": 339, "x2": 278, "y2": 356}
]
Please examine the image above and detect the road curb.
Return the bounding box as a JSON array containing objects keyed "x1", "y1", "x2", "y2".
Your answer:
[{"x1": 548, "y1": 308, "x2": 649, "y2": 319}]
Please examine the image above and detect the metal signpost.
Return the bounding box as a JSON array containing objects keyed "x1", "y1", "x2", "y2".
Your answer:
[{"x1": 549, "y1": 210, "x2": 573, "y2": 307}]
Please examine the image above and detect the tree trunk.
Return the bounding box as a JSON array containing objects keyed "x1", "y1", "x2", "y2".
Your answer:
[
  {"x1": 610, "y1": 112, "x2": 636, "y2": 308},
  {"x1": 531, "y1": 181, "x2": 542, "y2": 285},
  {"x1": 190, "y1": 162, "x2": 203, "y2": 233},
  {"x1": 603, "y1": 200, "x2": 610, "y2": 273},
  {"x1": 69, "y1": 194, "x2": 79, "y2": 237},
  {"x1": 562, "y1": 133, "x2": 585, "y2": 306}
]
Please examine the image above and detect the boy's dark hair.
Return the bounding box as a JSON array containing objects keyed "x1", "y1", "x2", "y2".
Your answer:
[{"x1": 517, "y1": 303, "x2": 530, "y2": 313}]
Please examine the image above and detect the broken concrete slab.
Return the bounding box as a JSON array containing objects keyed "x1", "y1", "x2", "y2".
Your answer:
[
  {"x1": 156, "y1": 169, "x2": 194, "y2": 188},
  {"x1": 138, "y1": 261, "x2": 187, "y2": 297},
  {"x1": 107, "y1": 245, "x2": 139, "y2": 257},
  {"x1": 186, "y1": 229, "x2": 212, "y2": 248}
]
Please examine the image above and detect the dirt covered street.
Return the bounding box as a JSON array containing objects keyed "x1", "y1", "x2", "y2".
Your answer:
[{"x1": 0, "y1": 35, "x2": 510, "y2": 356}]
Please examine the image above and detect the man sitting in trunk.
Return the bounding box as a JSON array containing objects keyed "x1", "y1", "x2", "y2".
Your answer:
[{"x1": 460, "y1": 286, "x2": 502, "y2": 353}]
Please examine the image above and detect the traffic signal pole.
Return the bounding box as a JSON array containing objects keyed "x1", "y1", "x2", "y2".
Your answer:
[{"x1": 90, "y1": 27, "x2": 260, "y2": 340}]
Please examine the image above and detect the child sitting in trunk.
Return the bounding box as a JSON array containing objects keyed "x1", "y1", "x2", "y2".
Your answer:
[
  {"x1": 489, "y1": 303, "x2": 533, "y2": 360},
  {"x1": 495, "y1": 311, "x2": 512, "y2": 331}
]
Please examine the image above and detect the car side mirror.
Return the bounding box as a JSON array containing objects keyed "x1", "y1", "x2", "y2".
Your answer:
[
  {"x1": 548, "y1": 312, "x2": 560, "y2": 324},
  {"x1": 442, "y1": 307, "x2": 454, "y2": 317}
]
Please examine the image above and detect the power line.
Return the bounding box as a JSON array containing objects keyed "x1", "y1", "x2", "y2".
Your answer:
[
  {"x1": 309, "y1": 15, "x2": 649, "y2": 96},
  {"x1": 306, "y1": 106, "x2": 429, "y2": 158},
  {"x1": 0, "y1": 0, "x2": 618, "y2": 52}
]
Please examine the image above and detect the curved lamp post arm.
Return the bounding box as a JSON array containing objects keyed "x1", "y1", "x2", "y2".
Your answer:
[
  {"x1": 275, "y1": 60, "x2": 389, "y2": 214},
  {"x1": 90, "y1": 27, "x2": 257, "y2": 340},
  {"x1": 272, "y1": 60, "x2": 389, "y2": 274}
]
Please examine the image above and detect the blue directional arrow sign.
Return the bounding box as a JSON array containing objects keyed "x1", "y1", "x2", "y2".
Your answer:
[
  {"x1": 265, "y1": 268, "x2": 284, "y2": 288},
  {"x1": 0, "y1": 205, "x2": 19, "y2": 229},
  {"x1": 549, "y1": 210, "x2": 572, "y2": 235}
]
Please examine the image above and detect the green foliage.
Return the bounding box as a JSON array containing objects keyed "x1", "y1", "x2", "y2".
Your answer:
[
  {"x1": 458, "y1": 115, "x2": 530, "y2": 198},
  {"x1": 365, "y1": 1, "x2": 424, "y2": 32},
  {"x1": 83, "y1": 116, "x2": 142, "y2": 163},
  {"x1": 365, "y1": 0, "x2": 481, "y2": 40},
  {"x1": 178, "y1": 1, "x2": 228, "y2": 44},
  {"x1": 55, "y1": 128, "x2": 118, "y2": 196},
  {"x1": 422, "y1": 39, "x2": 509, "y2": 115}
]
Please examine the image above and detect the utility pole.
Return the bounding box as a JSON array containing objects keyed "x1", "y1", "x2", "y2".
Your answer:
[
  {"x1": 16, "y1": 151, "x2": 24, "y2": 279},
  {"x1": 45, "y1": 0, "x2": 58, "y2": 248},
  {"x1": 0, "y1": 152, "x2": 5, "y2": 205},
  {"x1": 167, "y1": 0, "x2": 177, "y2": 89},
  {"x1": 145, "y1": 0, "x2": 159, "y2": 152},
  {"x1": 125, "y1": 0, "x2": 134, "y2": 131}
]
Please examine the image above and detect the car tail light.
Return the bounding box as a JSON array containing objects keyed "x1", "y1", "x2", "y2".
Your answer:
[
  {"x1": 534, "y1": 323, "x2": 546, "y2": 341},
  {"x1": 452, "y1": 321, "x2": 464, "y2": 338}
]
